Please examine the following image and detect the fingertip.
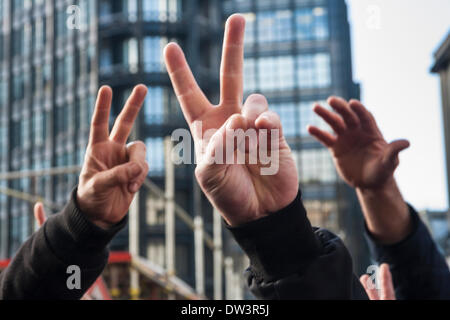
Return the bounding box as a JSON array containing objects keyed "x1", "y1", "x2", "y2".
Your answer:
[
  {"x1": 246, "y1": 93, "x2": 268, "y2": 105},
  {"x1": 227, "y1": 13, "x2": 246, "y2": 29},
  {"x1": 163, "y1": 42, "x2": 186, "y2": 71},
  {"x1": 164, "y1": 42, "x2": 181, "y2": 58},
  {"x1": 226, "y1": 114, "x2": 247, "y2": 130},
  {"x1": 135, "y1": 84, "x2": 148, "y2": 95},
  {"x1": 307, "y1": 125, "x2": 318, "y2": 135},
  {"x1": 327, "y1": 96, "x2": 338, "y2": 105}
]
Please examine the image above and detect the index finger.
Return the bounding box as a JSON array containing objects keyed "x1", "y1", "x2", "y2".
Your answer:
[
  {"x1": 164, "y1": 43, "x2": 211, "y2": 124},
  {"x1": 110, "y1": 85, "x2": 148, "y2": 144}
]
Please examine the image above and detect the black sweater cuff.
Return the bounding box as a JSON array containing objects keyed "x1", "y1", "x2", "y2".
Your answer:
[
  {"x1": 364, "y1": 204, "x2": 424, "y2": 262},
  {"x1": 227, "y1": 190, "x2": 321, "y2": 282},
  {"x1": 44, "y1": 187, "x2": 128, "y2": 267}
]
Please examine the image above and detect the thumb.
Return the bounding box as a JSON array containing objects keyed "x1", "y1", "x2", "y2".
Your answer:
[
  {"x1": 34, "y1": 202, "x2": 47, "y2": 227},
  {"x1": 93, "y1": 162, "x2": 143, "y2": 190},
  {"x1": 382, "y1": 140, "x2": 410, "y2": 170}
]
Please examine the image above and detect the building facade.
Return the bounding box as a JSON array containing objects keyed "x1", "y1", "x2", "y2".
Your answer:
[
  {"x1": 432, "y1": 32, "x2": 450, "y2": 210},
  {"x1": 223, "y1": 0, "x2": 369, "y2": 272}
]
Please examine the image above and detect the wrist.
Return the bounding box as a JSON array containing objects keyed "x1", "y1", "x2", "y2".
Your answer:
[
  {"x1": 356, "y1": 176, "x2": 397, "y2": 195},
  {"x1": 75, "y1": 190, "x2": 116, "y2": 230},
  {"x1": 356, "y1": 177, "x2": 412, "y2": 245}
]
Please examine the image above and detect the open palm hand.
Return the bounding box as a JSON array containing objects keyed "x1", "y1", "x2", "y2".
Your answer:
[{"x1": 308, "y1": 97, "x2": 410, "y2": 190}]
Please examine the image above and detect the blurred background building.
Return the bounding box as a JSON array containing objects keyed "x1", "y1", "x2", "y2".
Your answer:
[
  {"x1": 0, "y1": 0, "x2": 369, "y2": 299},
  {"x1": 431, "y1": 32, "x2": 450, "y2": 263}
]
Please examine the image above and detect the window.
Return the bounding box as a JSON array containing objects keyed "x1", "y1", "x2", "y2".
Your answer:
[
  {"x1": 257, "y1": 12, "x2": 275, "y2": 44},
  {"x1": 297, "y1": 53, "x2": 331, "y2": 89},
  {"x1": 123, "y1": 38, "x2": 139, "y2": 73},
  {"x1": 143, "y1": 0, "x2": 181, "y2": 22},
  {"x1": 299, "y1": 100, "x2": 331, "y2": 136},
  {"x1": 55, "y1": 7, "x2": 68, "y2": 40},
  {"x1": 271, "y1": 103, "x2": 297, "y2": 138},
  {"x1": 0, "y1": 35, "x2": 3, "y2": 61},
  {"x1": 297, "y1": 148, "x2": 336, "y2": 184},
  {"x1": 32, "y1": 111, "x2": 46, "y2": 146},
  {"x1": 295, "y1": 7, "x2": 329, "y2": 41},
  {"x1": 144, "y1": 87, "x2": 165, "y2": 124},
  {"x1": 242, "y1": 13, "x2": 256, "y2": 45},
  {"x1": 13, "y1": 74, "x2": 25, "y2": 101},
  {"x1": 13, "y1": 27, "x2": 25, "y2": 57},
  {"x1": 143, "y1": 37, "x2": 167, "y2": 72},
  {"x1": 258, "y1": 56, "x2": 295, "y2": 91},
  {"x1": 243, "y1": 58, "x2": 257, "y2": 93},
  {"x1": 55, "y1": 55, "x2": 74, "y2": 87},
  {"x1": 55, "y1": 105, "x2": 69, "y2": 135},
  {"x1": 0, "y1": 80, "x2": 7, "y2": 107},
  {"x1": 257, "y1": 10, "x2": 293, "y2": 44},
  {"x1": 12, "y1": 0, "x2": 25, "y2": 13},
  {"x1": 146, "y1": 138, "x2": 165, "y2": 176}
]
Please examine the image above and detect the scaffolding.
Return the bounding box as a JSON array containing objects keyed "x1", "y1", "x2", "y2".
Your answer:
[{"x1": 0, "y1": 137, "x2": 243, "y2": 300}]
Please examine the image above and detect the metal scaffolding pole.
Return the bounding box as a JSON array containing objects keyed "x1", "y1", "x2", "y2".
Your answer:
[
  {"x1": 213, "y1": 208, "x2": 223, "y2": 300},
  {"x1": 129, "y1": 190, "x2": 141, "y2": 299},
  {"x1": 194, "y1": 215, "x2": 205, "y2": 295},
  {"x1": 164, "y1": 137, "x2": 176, "y2": 277},
  {"x1": 224, "y1": 257, "x2": 234, "y2": 300}
]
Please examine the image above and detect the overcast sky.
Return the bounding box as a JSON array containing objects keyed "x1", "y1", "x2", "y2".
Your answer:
[{"x1": 346, "y1": 0, "x2": 450, "y2": 211}]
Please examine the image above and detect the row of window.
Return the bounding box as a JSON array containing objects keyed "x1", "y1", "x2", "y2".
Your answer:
[
  {"x1": 100, "y1": 36, "x2": 172, "y2": 75},
  {"x1": 244, "y1": 53, "x2": 331, "y2": 92},
  {"x1": 5, "y1": 45, "x2": 95, "y2": 102},
  {"x1": 293, "y1": 148, "x2": 337, "y2": 184},
  {"x1": 99, "y1": 0, "x2": 182, "y2": 24},
  {"x1": 271, "y1": 100, "x2": 331, "y2": 138},
  {"x1": 243, "y1": 7, "x2": 329, "y2": 45}
]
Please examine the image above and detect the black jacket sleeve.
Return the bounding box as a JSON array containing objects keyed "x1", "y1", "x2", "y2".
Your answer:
[
  {"x1": 227, "y1": 191, "x2": 368, "y2": 300},
  {"x1": 365, "y1": 205, "x2": 450, "y2": 300},
  {"x1": 0, "y1": 188, "x2": 127, "y2": 300}
]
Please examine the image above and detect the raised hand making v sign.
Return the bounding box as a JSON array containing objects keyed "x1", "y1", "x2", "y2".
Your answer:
[
  {"x1": 164, "y1": 15, "x2": 298, "y2": 227},
  {"x1": 77, "y1": 85, "x2": 149, "y2": 229}
]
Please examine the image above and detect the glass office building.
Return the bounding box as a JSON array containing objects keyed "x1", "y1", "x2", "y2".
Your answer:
[
  {"x1": 0, "y1": 0, "x2": 369, "y2": 297},
  {"x1": 223, "y1": 0, "x2": 369, "y2": 272}
]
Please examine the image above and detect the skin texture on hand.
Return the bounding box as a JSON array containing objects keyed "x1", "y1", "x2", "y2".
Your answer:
[
  {"x1": 164, "y1": 14, "x2": 298, "y2": 227},
  {"x1": 360, "y1": 264, "x2": 396, "y2": 300},
  {"x1": 309, "y1": 98, "x2": 412, "y2": 244},
  {"x1": 76, "y1": 85, "x2": 150, "y2": 230}
]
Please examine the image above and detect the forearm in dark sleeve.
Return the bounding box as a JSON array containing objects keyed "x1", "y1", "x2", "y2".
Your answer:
[
  {"x1": 227, "y1": 190, "x2": 368, "y2": 300},
  {"x1": 0, "y1": 188, "x2": 127, "y2": 300},
  {"x1": 365, "y1": 205, "x2": 450, "y2": 300}
]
